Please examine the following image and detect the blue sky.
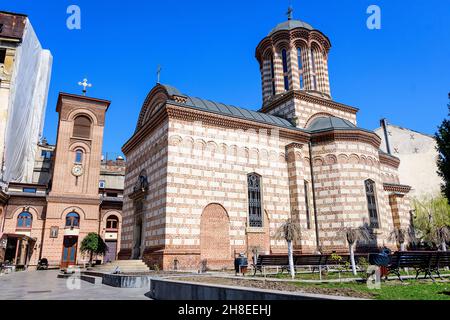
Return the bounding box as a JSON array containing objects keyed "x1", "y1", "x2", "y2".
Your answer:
[{"x1": 4, "y1": 0, "x2": 450, "y2": 156}]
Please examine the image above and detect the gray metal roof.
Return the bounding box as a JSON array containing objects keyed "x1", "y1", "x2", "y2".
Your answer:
[
  {"x1": 307, "y1": 116, "x2": 357, "y2": 132},
  {"x1": 269, "y1": 19, "x2": 314, "y2": 35},
  {"x1": 161, "y1": 84, "x2": 183, "y2": 97},
  {"x1": 182, "y1": 96, "x2": 296, "y2": 129},
  {"x1": 161, "y1": 85, "x2": 368, "y2": 135},
  {"x1": 160, "y1": 85, "x2": 295, "y2": 129}
]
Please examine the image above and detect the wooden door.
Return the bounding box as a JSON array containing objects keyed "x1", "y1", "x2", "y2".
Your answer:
[{"x1": 61, "y1": 236, "x2": 78, "y2": 268}]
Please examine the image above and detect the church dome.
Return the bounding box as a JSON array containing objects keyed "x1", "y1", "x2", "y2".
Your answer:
[
  {"x1": 307, "y1": 116, "x2": 356, "y2": 132},
  {"x1": 269, "y1": 19, "x2": 314, "y2": 36}
]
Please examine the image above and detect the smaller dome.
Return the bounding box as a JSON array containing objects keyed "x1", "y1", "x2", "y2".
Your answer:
[
  {"x1": 307, "y1": 116, "x2": 356, "y2": 132},
  {"x1": 269, "y1": 19, "x2": 314, "y2": 36}
]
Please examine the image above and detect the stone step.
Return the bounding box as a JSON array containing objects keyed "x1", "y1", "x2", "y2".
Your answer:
[
  {"x1": 95, "y1": 267, "x2": 150, "y2": 273},
  {"x1": 103, "y1": 260, "x2": 148, "y2": 265},
  {"x1": 80, "y1": 274, "x2": 102, "y2": 285}
]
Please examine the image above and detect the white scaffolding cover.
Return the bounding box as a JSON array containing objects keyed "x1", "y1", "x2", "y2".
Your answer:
[{"x1": 3, "y1": 19, "x2": 53, "y2": 183}]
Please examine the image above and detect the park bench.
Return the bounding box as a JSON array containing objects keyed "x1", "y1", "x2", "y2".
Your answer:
[
  {"x1": 252, "y1": 255, "x2": 290, "y2": 275},
  {"x1": 431, "y1": 251, "x2": 450, "y2": 280},
  {"x1": 253, "y1": 253, "x2": 370, "y2": 275},
  {"x1": 387, "y1": 251, "x2": 435, "y2": 281}
]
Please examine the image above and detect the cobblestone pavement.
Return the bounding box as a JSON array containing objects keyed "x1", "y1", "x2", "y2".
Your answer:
[{"x1": 0, "y1": 270, "x2": 151, "y2": 300}]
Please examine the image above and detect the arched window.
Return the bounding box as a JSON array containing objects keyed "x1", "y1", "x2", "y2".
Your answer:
[
  {"x1": 248, "y1": 173, "x2": 263, "y2": 228},
  {"x1": 66, "y1": 212, "x2": 80, "y2": 228},
  {"x1": 106, "y1": 215, "x2": 119, "y2": 231},
  {"x1": 270, "y1": 55, "x2": 276, "y2": 95},
  {"x1": 297, "y1": 47, "x2": 304, "y2": 89},
  {"x1": 75, "y1": 150, "x2": 83, "y2": 163},
  {"x1": 17, "y1": 211, "x2": 32, "y2": 229},
  {"x1": 365, "y1": 180, "x2": 379, "y2": 228},
  {"x1": 304, "y1": 181, "x2": 311, "y2": 229},
  {"x1": 73, "y1": 115, "x2": 92, "y2": 139},
  {"x1": 310, "y1": 48, "x2": 318, "y2": 90},
  {"x1": 281, "y1": 49, "x2": 289, "y2": 91}
]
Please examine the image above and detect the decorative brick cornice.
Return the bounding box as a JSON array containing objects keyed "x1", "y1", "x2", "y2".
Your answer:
[
  {"x1": 122, "y1": 104, "x2": 169, "y2": 155},
  {"x1": 260, "y1": 90, "x2": 359, "y2": 115},
  {"x1": 285, "y1": 142, "x2": 304, "y2": 150},
  {"x1": 311, "y1": 129, "x2": 382, "y2": 149},
  {"x1": 165, "y1": 103, "x2": 310, "y2": 143},
  {"x1": 256, "y1": 28, "x2": 331, "y2": 62},
  {"x1": 383, "y1": 183, "x2": 411, "y2": 194},
  {"x1": 379, "y1": 152, "x2": 401, "y2": 169},
  {"x1": 47, "y1": 195, "x2": 101, "y2": 205}
]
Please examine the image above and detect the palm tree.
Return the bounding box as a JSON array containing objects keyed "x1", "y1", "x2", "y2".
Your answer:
[
  {"x1": 389, "y1": 227, "x2": 415, "y2": 251},
  {"x1": 338, "y1": 226, "x2": 373, "y2": 276},
  {"x1": 274, "y1": 219, "x2": 301, "y2": 279},
  {"x1": 435, "y1": 226, "x2": 450, "y2": 251}
]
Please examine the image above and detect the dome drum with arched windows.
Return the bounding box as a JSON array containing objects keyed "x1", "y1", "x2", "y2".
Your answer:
[{"x1": 256, "y1": 11, "x2": 332, "y2": 105}]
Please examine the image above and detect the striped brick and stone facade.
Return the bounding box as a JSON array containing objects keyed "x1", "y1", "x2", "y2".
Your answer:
[{"x1": 119, "y1": 14, "x2": 413, "y2": 271}]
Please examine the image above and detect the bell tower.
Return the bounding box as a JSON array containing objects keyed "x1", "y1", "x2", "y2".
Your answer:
[
  {"x1": 42, "y1": 90, "x2": 111, "y2": 267},
  {"x1": 49, "y1": 92, "x2": 110, "y2": 197}
]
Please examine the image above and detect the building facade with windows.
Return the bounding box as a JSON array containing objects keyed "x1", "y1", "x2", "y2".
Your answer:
[
  {"x1": 0, "y1": 11, "x2": 52, "y2": 185},
  {"x1": 119, "y1": 13, "x2": 413, "y2": 270},
  {"x1": 374, "y1": 123, "x2": 443, "y2": 199},
  {"x1": 0, "y1": 93, "x2": 125, "y2": 269}
]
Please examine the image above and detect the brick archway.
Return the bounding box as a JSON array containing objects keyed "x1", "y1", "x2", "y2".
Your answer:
[{"x1": 200, "y1": 204, "x2": 231, "y2": 270}]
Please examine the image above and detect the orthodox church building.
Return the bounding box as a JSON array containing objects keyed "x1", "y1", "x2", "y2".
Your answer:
[{"x1": 120, "y1": 12, "x2": 413, "y2": 270}]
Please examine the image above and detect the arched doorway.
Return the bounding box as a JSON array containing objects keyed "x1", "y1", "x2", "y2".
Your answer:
[{"x1": 200, "y1": 204, "x2": 231, "y2": 270}]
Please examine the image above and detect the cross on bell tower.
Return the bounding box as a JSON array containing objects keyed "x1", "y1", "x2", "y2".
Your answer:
[{"x1": 78, "y1": 78, "x2": 92, "y2": 96}]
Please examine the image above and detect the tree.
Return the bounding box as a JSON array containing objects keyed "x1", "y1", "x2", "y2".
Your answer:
[
  {"x1": 274, "y1": 219, "x2": 301, "y2": 279},
  {"x1": 80, "y1": 233, "x2": 108, "y2": 265},
  {"x1": 388, "y1": 227, "x2": 415, "y2": 251},
  {"x1": 413, "y1": 196, "x2": 450, "y2": 250},
  {"x1": 338, "y1": 226, "x2": 373, "y2": 276},
  {"x1": 436, "y1": 94, "x2": 450, "y2": 201}
]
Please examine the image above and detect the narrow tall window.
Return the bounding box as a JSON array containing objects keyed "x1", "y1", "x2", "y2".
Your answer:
[
  {"x1": 17, "y1": 212, "x2": 32, "y2": 229},
  {"x1": 304, "y1": 181, "x2": 311, "y2": 229},
  {"x1": 75, "y1": 150, "x2": 83, "y2": 163},
  {"x1": 0, "y1": 49, "x2": 6, "y2": 64},
  {"x1": 365, "y1": 180, "x2": 379, "y2": 228},
  {"x1": 73, "y1": 115, "x2": 92, "y2": 139},
  {"x1": 310, "y1": 49, "x2": 318, "y2": 90},
  {"x1": 248, "y1": 173, "x2": 263, "y2": 228},
  {"x1": 297, "y1": 47, "x2": 304, "y2": 89},
  {"x1": 282, "y1": 49, "x2": 289, "y2": 91},
  {"x1": 270, "y1": 56, "x2": 276, "y2": 95}
]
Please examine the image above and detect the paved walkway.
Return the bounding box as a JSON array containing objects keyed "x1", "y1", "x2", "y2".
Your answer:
[{"x1": 0, "y1": 270, "x2": 151, "y2": 300}]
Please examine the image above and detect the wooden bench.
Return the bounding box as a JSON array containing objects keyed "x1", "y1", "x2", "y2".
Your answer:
[
  {"x1": 431, "y1": 251, "x2": 450, "y2": 280},
  {"x1": 387, "y1": 251, "x2": 435, "y2": 281},
  {"x1": 253, "y1": 254, "x2": 370, "y2": 275},
  {"x1": 252, "y1": 255, "x2": 290, "y2": 275}
]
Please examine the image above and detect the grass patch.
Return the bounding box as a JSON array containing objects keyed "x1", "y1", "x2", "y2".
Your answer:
[{"x1": 295, "y1": 280, "x2": 450, "y2": 300}]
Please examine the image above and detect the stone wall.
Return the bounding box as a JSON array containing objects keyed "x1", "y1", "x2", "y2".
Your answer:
[{"x1": 120, "y1": 121, "x2": 169, "y2": 261}]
